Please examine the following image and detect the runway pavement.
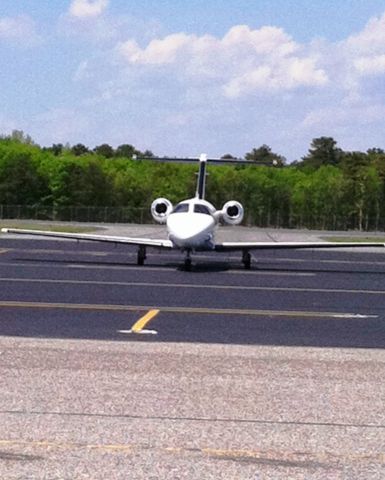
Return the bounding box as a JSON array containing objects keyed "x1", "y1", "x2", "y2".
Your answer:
[{"x1": 1, "y1": 228, "x2": 385, "y2": 479}]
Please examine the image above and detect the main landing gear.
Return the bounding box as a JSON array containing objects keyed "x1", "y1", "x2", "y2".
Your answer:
[
  {"x1": 242, "y1": 250, "x2": 251, "y2": 269},
  {"x1": 137, "y1": 245, "x2": 146, "y2": 265}
]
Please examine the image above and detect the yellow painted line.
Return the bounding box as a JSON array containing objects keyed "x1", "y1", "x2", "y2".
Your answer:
[
  {"x1": 0, "y1": 301, "x2": 375, "y2": 319},
  {"x1": 131, "y1": 309, "x2": 159, "y2": 332},
  {"x1": 0, "y1": 439, "x2": 134, "y2": 452},
  {"x1": 0, "y1": 438, "x2": 384, "y2": 463},
  {"x1": 124, "y1": 309, "x2": 160, "y2": 335}
]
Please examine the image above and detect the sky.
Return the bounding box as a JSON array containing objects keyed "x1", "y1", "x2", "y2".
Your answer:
[{"x1": 1, "y1": 1, "x2": 385, "y2": 161}]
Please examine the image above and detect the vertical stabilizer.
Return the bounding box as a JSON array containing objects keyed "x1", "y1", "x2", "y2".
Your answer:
[{"x1": 196, "y1": 153, "x2": 207, "y2": 199}]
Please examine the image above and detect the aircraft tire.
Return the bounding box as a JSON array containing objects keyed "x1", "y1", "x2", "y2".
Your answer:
[{"x1": 243, "y1": 251, "x2": 251, "y2": 269}]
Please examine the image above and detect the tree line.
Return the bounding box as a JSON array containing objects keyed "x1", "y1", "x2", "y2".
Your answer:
[{"x1": 1, "y1": 130, "x2": 385, "y2": 231}]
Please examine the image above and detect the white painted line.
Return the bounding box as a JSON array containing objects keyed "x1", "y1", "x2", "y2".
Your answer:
[{"x1": 118, "y1": 329, "x2": 158, "y2": 335}]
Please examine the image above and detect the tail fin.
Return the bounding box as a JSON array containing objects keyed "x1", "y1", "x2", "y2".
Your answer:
[{"x1": 196, "y1": 153, "x2": 207, "y2": 199}]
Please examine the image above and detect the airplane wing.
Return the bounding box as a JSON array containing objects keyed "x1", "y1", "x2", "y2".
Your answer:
[
  {"x1": 2, "y1": 228, "x2": 384, "y2": 251},
  {"x1": 1, "y1": 228, "x2": 174, "y2": 249},
  {"x1": 215, "y1": 241, "x2": 385, "y2": 251}
]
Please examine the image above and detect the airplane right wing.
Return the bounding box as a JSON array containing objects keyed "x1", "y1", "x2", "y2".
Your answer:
[{"x1": 1, "y1": 228, "x2": 174, "y2": 249}]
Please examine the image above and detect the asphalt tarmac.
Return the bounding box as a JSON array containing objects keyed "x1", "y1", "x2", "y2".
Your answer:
[{"x1": 1, "y1": 231, "x2": 385, "y2": 479}]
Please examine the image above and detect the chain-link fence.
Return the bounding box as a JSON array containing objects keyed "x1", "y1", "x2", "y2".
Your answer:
[
  {"x1": 0, "y1": 205, "x2": 151, "y2": 224},
  {"x1": 0, "y1": 204, "x2": 383, "y2": 231}
]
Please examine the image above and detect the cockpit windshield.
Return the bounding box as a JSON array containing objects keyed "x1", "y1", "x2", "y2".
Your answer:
[
  {"x1": 172, "y1": 203, "x2": 189, "y2": 214},
  {"x1": 193, "y1": 204, "x2": 211, "y2": 215}
]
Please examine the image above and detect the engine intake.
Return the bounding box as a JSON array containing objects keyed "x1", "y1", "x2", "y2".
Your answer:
[
  {"x1": 221, "y1": 200, "x2": 244, "y2": 225},
  {"x1": 151, "y1": 198, "x2": 173, "y2": 224}
]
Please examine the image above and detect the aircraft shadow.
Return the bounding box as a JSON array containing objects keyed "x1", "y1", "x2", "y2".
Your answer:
[
  {"x1": 12, "y1": 256, "x2": 232, "y2": 272},
  {"x1": 11, "y1": 255, "x2": 385, "y2": 276}
]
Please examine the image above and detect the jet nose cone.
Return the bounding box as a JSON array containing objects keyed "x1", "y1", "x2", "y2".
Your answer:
[{"x1": 167, "y1": 213, "x2": 215, "y2": 247}]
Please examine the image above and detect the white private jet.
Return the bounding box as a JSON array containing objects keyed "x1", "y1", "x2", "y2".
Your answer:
[{"x1": 2, "y1": 154, "x2": 385, "y2": 270}]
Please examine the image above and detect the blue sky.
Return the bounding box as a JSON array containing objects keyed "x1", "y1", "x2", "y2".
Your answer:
[{"x1": 1, "y1": 1, "x2": 385, "y2": 161}]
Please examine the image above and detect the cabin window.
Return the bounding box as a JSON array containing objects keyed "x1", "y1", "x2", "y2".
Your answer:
[
  {"x1": 172, "y1": 203, "x2": 189, "y2": 213},
  {"x1": 194, "y1": 204, "x2": 211, "y2": 215}
]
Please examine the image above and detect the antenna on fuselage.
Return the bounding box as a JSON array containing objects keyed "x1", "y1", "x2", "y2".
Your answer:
[{"x1": 196, "y1": 153, "x2": 208, "y2": 200}]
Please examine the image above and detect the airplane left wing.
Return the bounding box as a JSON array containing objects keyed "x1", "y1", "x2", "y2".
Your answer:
[
  {"x1": 215, "y1": 241, "x2": 385, "y2": 251},
  {"x1": 1, "y1": 228, "x2": 174, "y2": 249}
]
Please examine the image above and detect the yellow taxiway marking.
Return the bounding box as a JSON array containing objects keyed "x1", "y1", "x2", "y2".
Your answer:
[
  {"x1": 0, "y1": 438, "x2": 383, "y2": 464},
  {"x1": 0, "y1": 277, "x2": 384, "y2": 296},
  {"x1": 0, "y1": 301, "x2": 376, "y2": 319},
  {"x1": 118, "y1": 309, "x2": 159, "y2": 335}
]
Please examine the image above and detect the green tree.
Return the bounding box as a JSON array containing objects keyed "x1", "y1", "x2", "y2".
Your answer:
[
  {"x1": 50, "y1": 156, "x2": 113, "y2": 207},
  {"x1": 341, "y1": 152, "x2": 373, "y2": 230},
  {"x1": 301, "y1": 137, "x2": 343, "y2": 169},
  {"x1": 245, "y1": 145, "x2": 285, "y2": 166},
  {"x1": 50, "y1": 144, "x2": 64, "y2": 156},
  {"x1": 367, "y1": 148, "x2": 384, "y2": 156},
  {"x1": 94, "y1": 144, "x2": 115, "y2": 158},
  {"x1": 9, "y1": 129, "x2": 35, "y2": 145},
  {"x1": 71, "y1": 143, "x2": 90, "y2": 156},
  {"x1": 292, "y1": 166, "x2": 347, "y2": 229},
  {"x1": 115, "y1": 144, "x2": 139, "y2": 158},
  {"x1": 142, "y1": 150, "x2": 154, "y2": 157},
  {"x1": 0, "y1": 147, "x2": 49, "y2": 205}
]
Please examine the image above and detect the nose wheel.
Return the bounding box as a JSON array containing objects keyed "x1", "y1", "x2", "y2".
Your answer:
[
  {"x1": 242, "y1": 250, "x2": 251, "y2": 269},
  {"x1": 184, "y1": 250, "x2": 192, "y2": 271},
  {"x1": 137, "y1": 245, "x2": 146, "y2": 265}
]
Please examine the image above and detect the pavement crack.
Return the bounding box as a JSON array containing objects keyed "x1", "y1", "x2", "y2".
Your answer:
[{"x1": 2, "y1": 409, "x2": 385, "y2": 430}]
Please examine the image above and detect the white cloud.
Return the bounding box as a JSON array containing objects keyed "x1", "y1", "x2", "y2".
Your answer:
[
  {"x1": 222, "y1": 25, "x2": 298, "y2": 56},
  {"x1": 343, "y1": 12, "x2": 385, "y2": 79},
  {"x1": 0, "y1": 15, "x2": 41, "y2": 45},
  {"x1": 223, "y1": 66, "x2": 272, "y2": 98},
  {"x1": 50, "y1": 11, "x2": 385, "y2": 159},
  {"x1": 118, "y1": 25, "x2": 328, "y2": 97},
  {"x1": 345, "y1": 12, "x2": 385, "y2": 55},
  {"x1": 120, "y1": 33, "x2": 192, "y2": 65},
  {"x1": 69, "y1": 0, "x2": 109, "y2": 18},
  {"x1": 354, "y1": 55, "x2": 385, "y2": 75},
  {"x1": 224, "y1": 57, "x2": 328, "y2": 98},
  {"x1": 119, "y1": 25, "x2": 299, "y2": 67}
]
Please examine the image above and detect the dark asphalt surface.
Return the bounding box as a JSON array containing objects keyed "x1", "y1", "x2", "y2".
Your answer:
[
  {"x1": 0, "y1": 238, "x2": 385, "y2": 347},
  {"x1": 2, "y1": 237, "x2": 385, "y2": 479}
]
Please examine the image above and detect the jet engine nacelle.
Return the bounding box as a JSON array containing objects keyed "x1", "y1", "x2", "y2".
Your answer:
[
  {"x1": 151, "y1": 198, "x2": 173, "y2": 224},
  {"x1": 221, "y1": 200, "x2": 244, "y2": 225}
]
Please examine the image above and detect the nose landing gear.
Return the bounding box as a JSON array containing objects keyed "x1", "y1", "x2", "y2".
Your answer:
[
  {"x1": 137, "y1": 245, "x2": 147, "y2": 265},
  {"x1": 184, "y1": 250, "x2": 192, "y2": 271},
  {"x1": 242, "y1": 250, "x2": 251, "y2": 269}
]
